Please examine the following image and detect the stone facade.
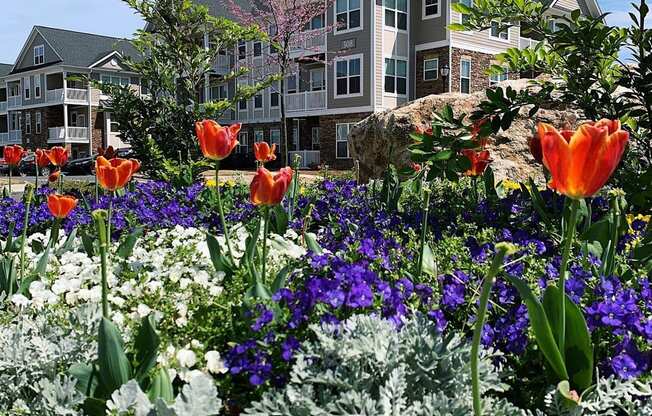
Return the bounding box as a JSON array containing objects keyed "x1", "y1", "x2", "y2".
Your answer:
[
  {"x1": 450, "y1": 47, "x2": 519, "y2": 95},
  {"x1": 415, "y1": 46, "x2": 451, "y2": 98},
  {"x1": 319, "y1": 112, "x2": 372, "y2": 170},
  {"x1": 21, "y1": 108, "x2": 49, "y2": 149},
  {"x1": 91, "y1": 109, "x2": 104, "y2": 152}
]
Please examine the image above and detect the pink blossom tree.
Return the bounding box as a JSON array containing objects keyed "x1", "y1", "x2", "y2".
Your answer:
[{"x1": 225, "y1": 0, "x2": 335, "y2": 165}]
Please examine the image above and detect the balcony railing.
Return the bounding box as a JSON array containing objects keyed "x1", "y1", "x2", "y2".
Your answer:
[
  {"x1": 0, "y1": 133, "x2": 7, "y2": 145},
  {"x1": 66, "y1": 88, "x2": 88, "y2": 102},
  {"x1": 48, "y1": 126, "x2": 89, "y2": 143},
  {"x1": 46, "y1": 88, "x2": 65, "y2": 103},
  {"x1": 288, "y1": 150, "x2": 320, "y2": 169},
  {"x1": 0, "y1": 102, "x2": 6, "y2": 113},
  {"x1": 285, "y1": 90, "x2": 326, "y2": 112},
  {"x1": 214, "y1": 54, "x2": 231, "y2": 74},
  {"x1": 8, "y1": 130, "x2": 21, "y2": 143},
  {"x1": 290, "y1": 30, "x2": 326, "y2": 56},
  {"x1": 519, "y1": 37, "x2": 539, "y2": 49},
  {"x1": 7, "y1": 96, "x2": 21, "y2": 109}
]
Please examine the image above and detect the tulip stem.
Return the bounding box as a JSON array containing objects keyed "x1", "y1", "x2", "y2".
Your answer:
[
  {"x1": 34, "y1": 165, "x2": 38, "y2": 192},
  {"x1": 93, "y1": 210, "x2": 110, "y2": 319},
  {"x1": 417, "y1": 185, "x2": 432, "y2": 278},
  {"x1": 558, "y1": 198, "x2": 580, "y2": 359},
  {"x1": 215, "y1": 161, "x2": 235, "y2": 263},
  {"x1": 107, "y1": 193, "x2": 114, "y2": 244},
  {"x1": 8, "y1": 168, "x2": 12, "y2": 195},
  {"x1": 50, "y1": 218, "x2": 61, "y2": 248},
  {"x1": 471, "y1": 246, "x2": 509, "y2": 416},
  {"x1": 19, "y1": 186, "x2": 33, "y2": 282},
  {"x1": 261, "y1": 206, "x2": 271, "y2": 282}
]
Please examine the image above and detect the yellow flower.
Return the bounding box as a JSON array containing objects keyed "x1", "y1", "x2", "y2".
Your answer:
[
  {"x1": 205, "y1": 179, "x2": 217, "y2": 187},
  {"x1": 501, "y1": 180, "x2": 521, "y2": 192}
]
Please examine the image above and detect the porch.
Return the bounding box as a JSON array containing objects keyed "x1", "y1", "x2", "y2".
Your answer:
[{"x1": 47, "y1": 104, "x2": 91, "y2": 144}]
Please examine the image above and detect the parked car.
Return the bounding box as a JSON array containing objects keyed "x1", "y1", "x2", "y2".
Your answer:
[
  {"x1": 62, "y1": 148, "x2": 134, "y2": 175},
  {"x1": 19, "y1": 154, "x2": 52, "y2": 177},
  {"x1": 0, "y1": 159, "x2": 9, "y2": 175}
]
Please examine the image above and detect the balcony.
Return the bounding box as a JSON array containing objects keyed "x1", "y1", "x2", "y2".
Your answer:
[
  {"x1": 46, "y1": 88, "x2": 65, "y2": 103},
  {"x1": 48, "y1": 126, "x2": 89, "y2": 143},
  {"x1": 0, "y1": 102, "x2": 6, "y2": 113},
  {"x1": 213, "y1": 54, "x2": 231, "y2": 75},
  {"x1": 285, "y1": 90, "x2": 326, "y2": 113},
  {"x1": 519, "y1": 37, "x2": 539, "y2": 49},
  {"x1": 289, "y1": 30, "x2": 326, "y2": 58},
  {"x1": 289, "y1": 150, "x2": 320, "y2": 169},
  {"x1": 4, "y1": 130, "x2": 21, "y2": 144},
  {"x1": 7, "y1": 96, "x2": 21, "y2": 109}
]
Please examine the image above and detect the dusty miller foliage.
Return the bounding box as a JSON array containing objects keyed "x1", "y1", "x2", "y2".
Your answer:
[
  {"x1": 244, "y1": 314, "x2": 529, "y2": 416},
  {"x1": 0, "y1": 305, "x2": 98, "y2": 415}
]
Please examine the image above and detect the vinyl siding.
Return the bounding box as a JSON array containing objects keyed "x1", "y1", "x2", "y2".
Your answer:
[
  {"x1": 15, "y1": 32, "x2": 60, "y2": 71},
  {"x1": 449, "y1": 0, "x2": 519, "y2": 55}
]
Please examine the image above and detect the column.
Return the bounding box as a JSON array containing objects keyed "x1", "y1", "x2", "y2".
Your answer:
[
  {"x1": 63, "y1": 104, "x2": 68, "y2": 143},
  {"x1": 87, "y1": 78, "x2": 93, "y2": 155}
]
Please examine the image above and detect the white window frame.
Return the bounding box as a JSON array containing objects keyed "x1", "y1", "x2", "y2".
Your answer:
[
  {"x1": 489, "y1": 67, "x2": 509, "y2": 86},
  {"x1": 77, "y1": 113, "x2": 86, "y2": 127},
  {"x1": 383, "y1": 0, "x2": 408, "y2": 31},
  {"x1": 423, "y1": 58, "x2": 439, "y2": 81},
  {"x1": 335, "y1": 122, "x2": 354, "y2": 159},
  {"x1": 25, "y1": 113, "x2": 31, "y2": 134},
  {"x1": 311, "y1": 126, "x2": 320, "y2": 149},
  {"x1": 35, "y1": 112, "x2": 41, "y2": 134},
  {"x1": 34, "y1": 45, "x2": 44, "y2": 65},
  {"x1": 384, "y1": 56, "x2": 408, "y2": 96},
  {"x1": 460, "y1": 58, "x2": 472, "y2": 94},
  {"x1": 310, "y1": 68, "x2": 325, "y2": 91},
  {"x1": 490, "y1": 21, "x2": 509, "y2": 41},
  {"x1": 286, "y1": 74, "x2": 298, "y2": 94},
  {"x1": 237, "y1": 131, "x2": 249, "y2": 154},
  {"x1": 34, "y1": 76, "x2": 41, "y2": 98},
  {"x1": 334, "y1": 0, "x2": 363, "y2": 34},
  {"x1": 270, "y1": 129, "x2": 281, "y2": 146},
  {"x1": 254, "y1": 93, "x2": 263, "y2": 109},
  {"x1": 460, "y1": 0, "x2": 472, "y2": 24},
  {"x1": 238, "y1": 98, "x2": 248, "y2": 111},
  {"x1": 270, "y1": 84, "x2": 280, "y2": 108},
  {"x1": 23, "y1": 77, "x2": 30, "y2": 100},
  {"x1": 334, "y1": 53, "x2": 363, "y2": 98},
  {"x1": 423, "y1": 0, "x2": 440, "y2": 19},
  {"x1": 237, "y1": 41, "x2": 247, "y2": 61},
  {"x1": 254, "y1": 129, "x2": 264, "y2": 143},
  {"x1": 253, "y1": 41, "x2": 262, "y2": 57}
]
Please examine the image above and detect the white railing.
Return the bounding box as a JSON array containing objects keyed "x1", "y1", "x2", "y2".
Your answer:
[
  {"x1": 289, "y1": 150, "x2": 320, "y2": 168},
  {"x1": 48, "y1": 126, "x2": 89, "y2": 143},
  {"x1": 66, "y1": 88, "x2": 88, "y2": 102},
  {"x1": 214, "y1": 54, "x2": 231, "y2": 74},
  {"x1": 519, "y1": 37, "x2": 539, "y2": 49},
  {"x1": 0, "y1": 102, "x2": 6, "y2": 113},
  {"x1": 48, "y1": 127, "x2": 65, "y2": 141},
  {"x1": 7, "y1": 96, "x2": 21, "y2": 109},
  {"x1": 46, "y1": 88, "x2": 65, "y2": 103},
  {"x1": 68, "y1": 126, "x2": 88, "y2": 138},
  {"x1": 285, "y1": 90, "x2": 326, "y2": 112},
  {"x1": 290, "y1": 30, "x2": 326, "y2": 55},
  {"x1": 0, "y1": 133, "x2": 8, "y2": 145},
  {"x1": 8, "y1": 130, "x2": 21, "y2": 143}
]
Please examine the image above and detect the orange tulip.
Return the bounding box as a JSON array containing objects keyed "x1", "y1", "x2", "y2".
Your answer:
[
  {"x1": 471, "y1": 118, "x2": 491, "y2": 148},
  {"x1": 97, "y1": 145, "x2": 116, "y2": 159},
  {"x1": 462, "y1": 149, "x2": 491, "y2": 177},
  {"x1": 250, "y1": 167, "x2": 293, "y2": 206},
  {"x1": 253, "y1": 142, "x2": 277, "y2": 163},
  {"x1": 35, "y1": 149, "x2": 50, "y2": 168},
  {"x1": 538, "y1": 120, "x2": 629, "y2": 199},
  {"x1": 4, "y1": 145, "x2": 25, "y2": 166},
  {"x1": 95, "y1": 156, "x2": 138, "y2": 191},
  {"x1": 47, "y1": 194, "x2": 78, "y2": 219},
  {"x1": 48, "y1": 170, "x2": 61, "y2": 183},
  {"x1": 47, "y1": 146, "x2": 69, "y2": 167},
  {"x1": 195, "y1": 120, "x2": 241, "y2": 161}
]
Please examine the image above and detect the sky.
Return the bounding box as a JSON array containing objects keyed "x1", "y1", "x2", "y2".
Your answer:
[{"x1": 0, "y1": 0, "x2": 639, "y2": 65}]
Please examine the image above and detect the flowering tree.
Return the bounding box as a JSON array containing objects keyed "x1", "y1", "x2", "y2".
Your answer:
[{"x1": 225, "y1": 0, "x2": 335, "y2": 165}]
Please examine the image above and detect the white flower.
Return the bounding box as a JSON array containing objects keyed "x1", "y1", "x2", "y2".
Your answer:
[
  {"x1": 137, "y1": 303, "x2": 152, "y2": 318},
  {"x1": 205, "y1": 351, "x2": 228, "y2": 374},
  {"x1": 11, "y1": 294, "x2": 31, "y2": 308},
  {"x1": 178, "y1": 369, "x2": 204, "y2": 383},
  {"x1": 176, "y1": 349, "x2": 197, "y2": 368}
]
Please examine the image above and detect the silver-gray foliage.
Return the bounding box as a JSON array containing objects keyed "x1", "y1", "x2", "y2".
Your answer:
[
  {"x1": 244, "y1": 314, "x2": 529, "y2": 416},
  {"x1": 106, "y1": 372, "x2": 222, "y2": 416}
]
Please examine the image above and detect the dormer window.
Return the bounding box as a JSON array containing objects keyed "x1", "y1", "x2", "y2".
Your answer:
[{"x1": 34, "y1": 45, "x2": 44, "y2": 65}]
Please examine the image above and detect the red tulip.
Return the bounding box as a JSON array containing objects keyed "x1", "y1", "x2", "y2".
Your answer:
[
  {"x1": 538, "y1": 120, "x2": 629, "y2": 199},
  {"x1": 95, "y1": 156, "x2": 138, "y2": 191},
  {"x1": 4, "y1": 145, "x2": 25, "y2": 167},
  {"x1": 35, "y1": 149, "x2": 50, "y2": 168},
  {"x1": 411, "y1": 162, "x2": 422, "y2": 173},
  {"x1": 47, "y1": 194, "x2": 78, "y2": 219},
  {"x1": 129, "y1": 159, "x2": 141, "y2": 174},
  {"x1": 47, "y1": 146, "x2": 69, "y2": 167},
  {"x1": 48, "y1": 170, "x2": 61, "y2": 183},
  {"x1": 462, "y1": 149, "x2": 491, "y2": 177},
  {"x1": 195, "y1": 120, "x2": 241, "y2": 161},
  {"x1": 250, "y1": 167, "x2": 293, "y2": 206},
  {"x1": 415, "y1": 125, "x2": 433, "y2": 136},
  {"x1": 253, "y1": 142, "x2": 277, "y2": 163},
  {"x1": 471, "y1": 119, "x2": 491, "y2": 148}
]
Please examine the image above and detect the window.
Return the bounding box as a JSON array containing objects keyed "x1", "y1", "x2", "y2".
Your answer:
[
  {"x1": 336, "y1": 123, "x2": 354, "y2": 158},
  {"x1": 77, "y1": 114, "x2": 86, "y2": 127},
  {"x1": 238, "y1": 41, "x2": 247, "y2": 60},
  {"x1": 110, "y1": 120, "x2": 120, "y2": 133},
  {"x1": 311, "y1": 127, "x2": 320, "y2": 149},
  {"x1": 35, "y1": 76, "x2": 41, "y2": 98},
  {"x1": 254, "y1": 93, "x2": 263, "y2": 109},
  {"x1": 423, "y1": 0, "x2": 439, "y2": 18},
  {"x1": 253, "y1": 41, "x2": 262, "y2": 57},
  {"x1": 35, "y1": 112, "x2": 41, "y2": 134},
  {"x1": 70, "y1": 112, "x2": 77, "y2": 126},
  {"x1": 25, "y1": 113, "x2": 31, "y2": 134},
  {"x1": 270, "y1": 129, "x2": 281, "y2": 146},
  {"x1": 384, "y1": 58, "x2": 407, "y2": 95},
  {"x1": 34, "y1": 45, "x2": 44, "y2": 65},
  {"x1": 24, "y1": 77, "x2": 30, "y2": 100},
  {"x1": 238, "y1": 99, "x2": 247, "y2": 110},
  {"x1": 310, "y1": 68, "x2": 325, "y2": 91},
  {"x1": 489, "y1": 68, "x2": 509, "y2": 86},
  {"x1": 286, "y1": 75, "x2": 298, "y2": 94},
  {"x1": 254, "y1": 129, "x2": 264, "y2": 143},
  {"x1": 270, "y1": 88, "x2": 280, "y2": 107},
  {"x1": 490, "y1": 21, "x2": 509, "y2": 40},
  {"x1": 307, "y1": 14, "x2": 325, "y2": 30},
  {"x1": 238, "y1": 131, "x2": 249, "y2": 153},
  {"x1": 423, "y1": 58, "x2": 439, "y2": 80},
  {"x1": 335, "y1": 55, "x2": 362, "y2": 97},
  {"x1": 336, "y1": 0, "x2": 361, "y2": 32},
  {"x1": 101, "y1": 75, "x2": 130, "y2": 86},
  {"x1": 460, "y1": 0, "x2": 472, "y2": 24},
  {"x1": 460, "y1": 58, "x2": 471, "y2": 94},
  {"x1": 211, "y1": 84, "x2": 228, "y2": 101},
  {"x1": 384, "y1": 0, "x2": 407, "y2": 30}
]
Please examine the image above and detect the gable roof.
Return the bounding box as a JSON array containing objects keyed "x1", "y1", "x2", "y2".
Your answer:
[
  {"x1": 547, "y1": 0, "x2": 603, "y2": 17},
  {"x1": 11, "y1": 26, "x2": 141, "y2": 74},
  {"x1": 0, "y1": 64, "x2": 13, "y2": 77}
]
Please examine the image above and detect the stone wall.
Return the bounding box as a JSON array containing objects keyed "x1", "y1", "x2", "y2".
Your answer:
[
  {"x1": 91, "y1": 108, "x2": 104, "y2": 152},
  {"x1": 450, "y1": 47, "x2": 494, "y2": 94},
  {"x1": 319, "y1": 112, "x2": 372, "y2": 170},
  {"x1": 415, "y1": 46, "x2": 451, "y2": 98}
]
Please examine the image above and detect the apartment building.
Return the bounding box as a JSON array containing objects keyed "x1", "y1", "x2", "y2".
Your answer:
[
  {"x1": 198, "y1": 0, "x2": 602, "y2": 169},
  {"x1": 0, "y1": 26, "x2": 142, "y2": 159}
]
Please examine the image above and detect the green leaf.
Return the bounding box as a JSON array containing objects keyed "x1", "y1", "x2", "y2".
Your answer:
[
  {"x1": 304, "y1": 232, "x2": 323, "y2": 254},
  {"x1": 542, "y1": 286, "x2": 594, "y2": 391},
  {"x1": 245, "y1": 280, "x2": 272, "y2": 300},
  {"x1": 148, "y1": 367, "x2": 174, "y2": 403},
  {"x1": 79, "y1": 228, "x2": 96, "y2": 257},
  {"x1": 206, "y1": 233, "x2": 232, "y2": 274},
  {"x1": 97, "y1": 317, "x2": 132, "y2": 394},
  {"x1": 422, "y1": 243, "x2": 438, "y2": 277},
  {"x1": 69, "y1": 362, "x2": 99, "y2": 397},
  {"x1": 117, "y1": 226, "x2": 144, "y2": 259},
  {"x1": 271, "y1": 265, "x2": 290, "y2": 294},
  {"x1": 0, "y1": 255, "x2": 17, "y2": 297},
  {"x1": 133, "y1": 315, "x2": 160, "y2": 382},
  {"x1": 272, "y1": 205, "x2": 288, "y2": 236},
  {"x1": 448, "y1": 23, "x2": 468, "y2": 31},
  {"x1": 34, "y1": 242, "x2": 51, "y2": 276},
  {"x1": 59, "y1": 227, "x2": 78, "y2": 254},
  {"x1": 245, "y1": 220, "x2": 261, "y2": 264},
  {"x1": 503, "y1": 275, "x2": 568, "y2": 381}
]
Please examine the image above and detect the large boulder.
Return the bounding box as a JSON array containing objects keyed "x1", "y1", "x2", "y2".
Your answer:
[{"x1": 349, "y1": 79, "x2": 585, "y2": 183}]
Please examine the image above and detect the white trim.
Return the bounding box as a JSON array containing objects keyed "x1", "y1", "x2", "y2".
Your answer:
[
  {"x1": 33, "y1": 45, "x2": 45, "y2": 66},
  {"x1": 34, "y1": 75, "x2": 41, "y2": 99},
  {"x1": 460, "y1": 57, "x2": 472, "y2": 94},
  {"x1": 423, "y1": 57, "x2": 439, "y2": 81},
  {"x1": 333, "y1": 53, "x2": 364, "y2": 99},
  {"x1": 11, "y1": 27, "x2": 64, "y2": 73},
  {"x1": 335, "y1": 122, "x2": 355, "y2": 159},
  {"x1": 23, "y1": 77, "x2": 30, "y2": 100},
  {"x1": 415, "y1": 40, "x2": 449, "y2": 52},
  {"x1": 489, "y1": 21, "x2": 510, "y2": 42},
  {"x1": 334, "y1": 0, "x2": 363, "y2": 35},
  {"x1": 422, "y1": 0, "x2": 441, "y2": 20},
  {"x1": 25, "y1": 113, "x2": 31, "y2": 134},
  {"x1": 287, "y1": 105, "x2": 373, "y2": 118},
  {"x1": 383, "y1": 56, "x2": 408, "y2": 97},
  {"x1": 450, "y1": 40, "x2": 511, "y2": 55},
  {"x1": 35, "y1": 112, "x2": 41, "y2": 134},
  {"x1": 382, "y1": 0, "x2": 408, "y2": 32},
  {"x1": 89, "y1": 51, "x2": 123, "y2": 68}
]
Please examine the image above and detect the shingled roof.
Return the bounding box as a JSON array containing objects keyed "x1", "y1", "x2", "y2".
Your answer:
[{"x1": 0, "y1": 64, "x2": 13, "y2": 77}]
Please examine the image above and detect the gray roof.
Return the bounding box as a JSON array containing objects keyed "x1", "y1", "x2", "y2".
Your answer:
[
  {"x1": 11, "y1": 26, "x2": 141, "y2": 74},
  {"x1": 0, "y1": 64, "x2": 12, "y2": 77}
]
